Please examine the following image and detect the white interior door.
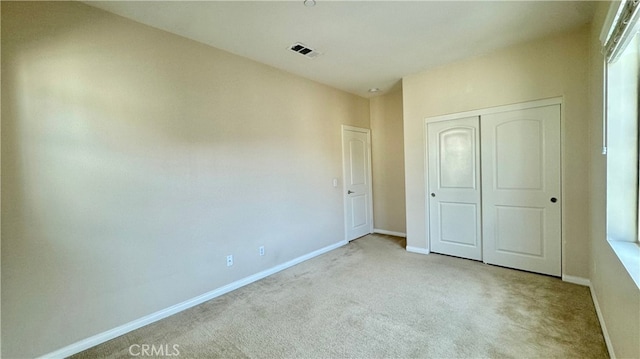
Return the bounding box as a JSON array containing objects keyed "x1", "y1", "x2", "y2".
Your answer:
[
  {"x1": 481, "y1": 105, "x2": 561, "y2": 276},
  {"x1": 342, "y1": 126, "x2": 373, "y2": 241},
  {"x1": 427, "y1": 117, "x2": 482, "y2": 260}
]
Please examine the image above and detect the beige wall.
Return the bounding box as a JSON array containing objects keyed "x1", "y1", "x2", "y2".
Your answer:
[
  {"x1": 402, "y1": 26, "x2": 591, "y2": 278},
  {"x1": 1, "y1": 2, "x2": 369, "y2": 357},
  {"x1": 370, "y1": 85, "x2": 406, "y2": 234},
  {"x1": 588, "y1": 3, "x2": 640, "y2": 358}
]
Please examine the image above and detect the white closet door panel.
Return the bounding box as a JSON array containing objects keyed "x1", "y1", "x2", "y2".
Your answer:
[
  {"x1": 428, "y1": 116, "x2": 482, "y2": 261},
  {"x1": 481, "y1": 105, "x2": 561, "y2": 276}
]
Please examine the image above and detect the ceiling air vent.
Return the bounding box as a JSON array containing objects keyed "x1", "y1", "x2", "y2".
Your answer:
[{"x1": 289, "y1": 42, "x2": 321, "y2": 59}]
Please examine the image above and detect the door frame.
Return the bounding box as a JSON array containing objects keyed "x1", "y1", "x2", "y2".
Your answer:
[
  {"x1": 423, "y1": 97, "x2": 564, "y2": 273},
  {"x1": 341, "y1": 125, "x2": 374, "y2": 241}
]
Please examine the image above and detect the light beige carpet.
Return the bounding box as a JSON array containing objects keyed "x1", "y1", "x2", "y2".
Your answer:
[{"x1": 72, "y1": 234, "x2": 608, "y2": 358}]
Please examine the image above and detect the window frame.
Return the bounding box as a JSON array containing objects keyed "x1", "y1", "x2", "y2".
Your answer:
[{"x1": 602, "y1": 0, "x2": 640, "y2": 288}]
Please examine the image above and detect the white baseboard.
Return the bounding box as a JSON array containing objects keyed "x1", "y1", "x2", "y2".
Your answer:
[
  {"x1": 373, "y1": 229, "x2": 407, "y2": 238},
  {"x1": 40, "y1": 240, "x2": 348, "y2": 359},
  {"x1": 589, "y1": 283, "x2": 616, "y2": 359},
  {"x1": 562, "y1": 275, "x2": 591, "y2": 287},
  {"x1": 406, "y1": 246, "x2": 430, "y2": 255}
]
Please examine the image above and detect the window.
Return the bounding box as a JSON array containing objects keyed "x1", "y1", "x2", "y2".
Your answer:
[
  {"x1": 606, "y1": 30, "x2": 639, "y2": 244},
  {"x1": 602, "y1": 0, "x2": 640, "y2": 288}
]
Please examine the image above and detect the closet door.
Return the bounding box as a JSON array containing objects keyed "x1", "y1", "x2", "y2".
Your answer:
[
  {"x1": 481, "y1": 105, "x2": 561, "y2": 276},
  {"x1": 427, "y1": 117, "x2": 482, "y2": 261}
]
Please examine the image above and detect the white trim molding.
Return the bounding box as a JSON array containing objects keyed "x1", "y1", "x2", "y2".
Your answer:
[
  {"x1": 589, "y1": 284, "x2": 616, "y2": 359},
  {"x1": 562, "y1": 275, "x2": 591, "y2": 287},
  {"x1": 560, "y1": 277, "x2": 615, "y2": 357},
  {"x1": 423, "y1": 97, "x2": 563, "y2": 124},
  {"x1": 406, "y1": 246, "x2": 430, "y2": 255},
  {"x1": 40, "y1": 240, "x2": 348, "y2": 359},
  {"x1": 373, "y1": 229, "x2": 407, "y2": 238}
]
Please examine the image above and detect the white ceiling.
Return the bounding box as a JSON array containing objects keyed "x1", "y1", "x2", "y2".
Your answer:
[{"x1": 87, "y1": 1, "x2": 596, "y2": 98}]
